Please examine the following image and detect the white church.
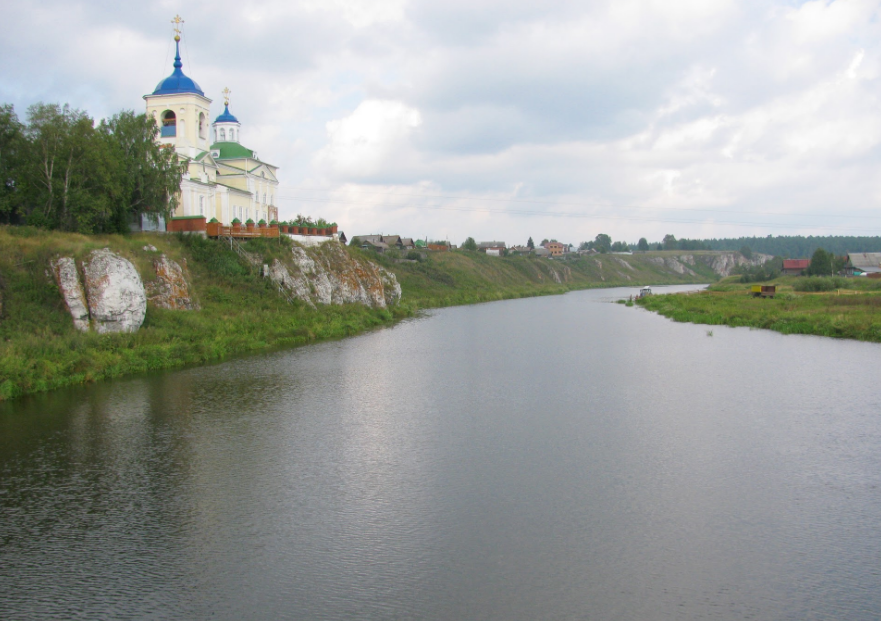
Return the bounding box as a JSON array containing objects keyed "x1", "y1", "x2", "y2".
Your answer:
[{"x1": 143, "y1": 17, "x2": 279, "y2": 227}]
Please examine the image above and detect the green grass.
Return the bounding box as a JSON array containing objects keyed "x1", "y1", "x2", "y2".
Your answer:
[
  {"x1": 0, "y1": 228, "x2": 720, "y2": 401},
  {"x1": 638, "y1": 278, "x2": 881, "y2": 342},
  {"x1": 0, "y1": 228, "x2": 398, "y2": 401}
]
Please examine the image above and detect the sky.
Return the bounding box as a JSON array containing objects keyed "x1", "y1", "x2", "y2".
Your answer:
[{"x1": 2, "y1": 0, "x2": 881, "y2": 246}]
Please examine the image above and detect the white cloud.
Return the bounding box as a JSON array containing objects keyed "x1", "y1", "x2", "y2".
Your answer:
[
  {"x1": 313, "y1": 99, "x2": 422, "y2": 179},
  {"x1": 3, "y1": 0, "x2": 881, "y2": 244}
]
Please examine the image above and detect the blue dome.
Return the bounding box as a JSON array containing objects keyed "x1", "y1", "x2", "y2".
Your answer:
[
  {"x1": 152, "y1": 41, "x2": 204, "y2": 96},
  {"x1": 215, "y1": 104, "x2": 239, "y2": 123}
]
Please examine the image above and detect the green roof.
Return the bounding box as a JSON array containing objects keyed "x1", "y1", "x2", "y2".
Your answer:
[{"x1": 210, "y1": 141, "x2": 255, "y2": 159}]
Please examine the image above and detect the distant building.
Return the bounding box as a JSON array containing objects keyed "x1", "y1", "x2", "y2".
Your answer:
[
  {"x1": 845, "y1": 252, "x2": 881, "y2": 276},
  {"x1": 545, "y1": 241, "x2": 566, "y2": 256},
  {"x1": 782, "y1": 259, "x2": 810, "y2": 276},
  {"x1": 353, "y1": 235, "x2": 414, "y2": 253},
  {"x1": 477, "y1": 241, "x2": 507, "y2": 255}
]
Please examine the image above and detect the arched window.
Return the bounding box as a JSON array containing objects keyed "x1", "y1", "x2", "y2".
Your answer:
[
  {"x1": 199, "y1": 196, "x2": 204, "y2": 215},
  {"x1": 161, "y1": 110, "x2": 176, "y2": 137},
  {"x1": 220, "y1": 128, "x2": 226, "y2": 141},
  {"x1": 198, "y1": 113, "x2": 206, "y2": 140},
  {"x1": 263, "y1": 193, "x2": 267, "y2": 204}
]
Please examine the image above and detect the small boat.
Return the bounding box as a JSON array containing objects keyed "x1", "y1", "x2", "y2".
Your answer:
[{"x1": 637, "y1": 286, "x2": 652, "y2": 299}]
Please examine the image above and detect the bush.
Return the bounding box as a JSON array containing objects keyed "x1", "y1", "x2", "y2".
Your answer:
[{"x1": 793, "y1": 276, "x2": 848, "y2": 292}]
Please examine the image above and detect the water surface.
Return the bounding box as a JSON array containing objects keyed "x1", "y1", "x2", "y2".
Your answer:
[{"x1": 2, "y1": 285, "x2": 880, "y2": 620}]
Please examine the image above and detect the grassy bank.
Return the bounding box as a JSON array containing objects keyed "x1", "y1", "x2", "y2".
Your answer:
[
  {"x1": 375, "y1": 247, "x2": 717, "y2": 310},
  {"x1": 638, "y1": 276, "x2": 881, "y2": 342},
  {"x1": 0, "y1": 227, "x2": 716, "y2": 401},
  {"x1": 0, "y1": 228, "x2": 402, "y2": 401}
]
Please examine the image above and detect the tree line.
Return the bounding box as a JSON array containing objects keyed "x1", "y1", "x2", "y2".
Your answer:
[
  {"x1": 0, "y1": 103, "x2": 181, "y2": 234},
  {"x1": 701, "y1": 235, "x2": 881, "y2": 258},
  {"x1": 583, "y1": 234, "x2": 881, "y2": 257},
  {"x1": 576, "y1": 233, "x2": 710, "y2": 253}
]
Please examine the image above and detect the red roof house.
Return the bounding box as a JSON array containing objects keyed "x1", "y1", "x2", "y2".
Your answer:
[{"x1": 782, "y1": 259, "x2": 810, "y2": 276}]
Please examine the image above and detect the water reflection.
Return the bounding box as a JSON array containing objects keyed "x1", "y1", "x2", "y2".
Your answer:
[{"x1": 2, "y1": 285, "x2": 881, "y2": 620}]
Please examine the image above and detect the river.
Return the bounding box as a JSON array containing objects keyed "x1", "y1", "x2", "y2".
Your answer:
[{"x1": 2, "y1": 285, "x2": 880, "y2": 620}]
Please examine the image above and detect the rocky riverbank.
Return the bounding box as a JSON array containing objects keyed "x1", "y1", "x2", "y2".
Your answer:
[{"x1": 0, "y1": 226, "x2": 768, "y2": 400}]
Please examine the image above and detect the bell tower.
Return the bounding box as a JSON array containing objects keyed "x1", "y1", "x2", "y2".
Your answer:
[{"x1": 144, "y1": 15, "x2": 212, "y2": 158}]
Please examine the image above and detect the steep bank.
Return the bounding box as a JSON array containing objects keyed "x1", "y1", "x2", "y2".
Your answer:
[
  {"x1": 0, "y1": 227, "x2": 751, "y2": 400},
  {"x1": 381, "y1": 249, "x2": 757, "y2": 308},
  {"x1": 0, "y1": 228, "x2": 403, "y2": 401}
]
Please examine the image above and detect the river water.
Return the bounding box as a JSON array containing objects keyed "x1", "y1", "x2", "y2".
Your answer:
[{"x1": 2, "y1": 285, "x2": 880, "y2": 620}]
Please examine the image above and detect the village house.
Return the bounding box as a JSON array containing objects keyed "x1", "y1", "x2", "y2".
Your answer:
[
  {"x1": 544, "y1": 241, "x2": 566, "y2": 256},
  {"x1": 354, "y1": 235, "x2": 415, "y2": 254},
  {"x1": 477, "y1": 241, "x2": 507, "y2": 256},
  {"x1": 844, "y1": 252, "x2": 881, "y2": 276},
  {"x1": 782, "y1": 259, "x2": 810, "y2": 276}
]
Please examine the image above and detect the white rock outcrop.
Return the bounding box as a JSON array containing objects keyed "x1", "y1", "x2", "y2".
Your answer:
[
  {"x1": 83, "y1": 249, "x2": 147, "y2": 334},
  {"x1": 269, "y1": 243, "x2": 401, "y2": 309},
  {"x1": 695, "y1": 252, "x2": 772, "y2": 277},
  {"x1": 50, "y1": 257, "x2": 90, "y2": 332},
  {"x1": 146, "y1": 255, "x2": 198, "y2": 311}
]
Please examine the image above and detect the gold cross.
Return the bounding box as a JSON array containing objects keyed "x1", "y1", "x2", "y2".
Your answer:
[
  {"x1": 171, "y1": 14, "x2": 184, "y2": 39},
  {"x1": 222, "y1": 87, "x2": 231, "y2": 107}
]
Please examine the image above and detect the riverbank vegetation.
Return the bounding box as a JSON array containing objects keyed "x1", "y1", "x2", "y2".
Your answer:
[
  {"x1": 0, "y1": 226, "x2": 721, "y2": 401},
  {"x1": 638, "y1": 276, "x2": 881, "y2": 342},
  {"x1": 0, "y1": 228, "x2": 399, "y2": 400}
]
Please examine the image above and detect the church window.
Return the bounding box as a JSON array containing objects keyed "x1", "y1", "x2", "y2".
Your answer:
[
  {"x1": 220, "y1": 128, "x2": 226, "y2": 141},
  {"x1": 161, "y1": 110, "x2": 176, "y2": 137},
  {"x1": 198, "y1": 113, "x2": 206, "y2": 139},
  {"x1": 199, "y1": 196, "x2": 204, "y2": 215},
  {"x1": 230, "y1": 129, "x2": 236, "y2": 142}
]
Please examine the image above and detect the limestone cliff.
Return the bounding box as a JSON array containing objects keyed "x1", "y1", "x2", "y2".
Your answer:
[
  {"x1": 146, "y1": 255, "x2": 199, "y2": 311},
  {"x1": 269, "y1": 243, "x2": 401, "y2": 309},
  {"x1": 695, "y1": 252, "x2": 772, "y2": 277}
]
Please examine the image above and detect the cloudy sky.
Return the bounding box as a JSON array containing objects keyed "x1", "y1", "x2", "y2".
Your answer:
[{"x1": 2, "y1": 0, "x2": 880, "y2": 245}]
